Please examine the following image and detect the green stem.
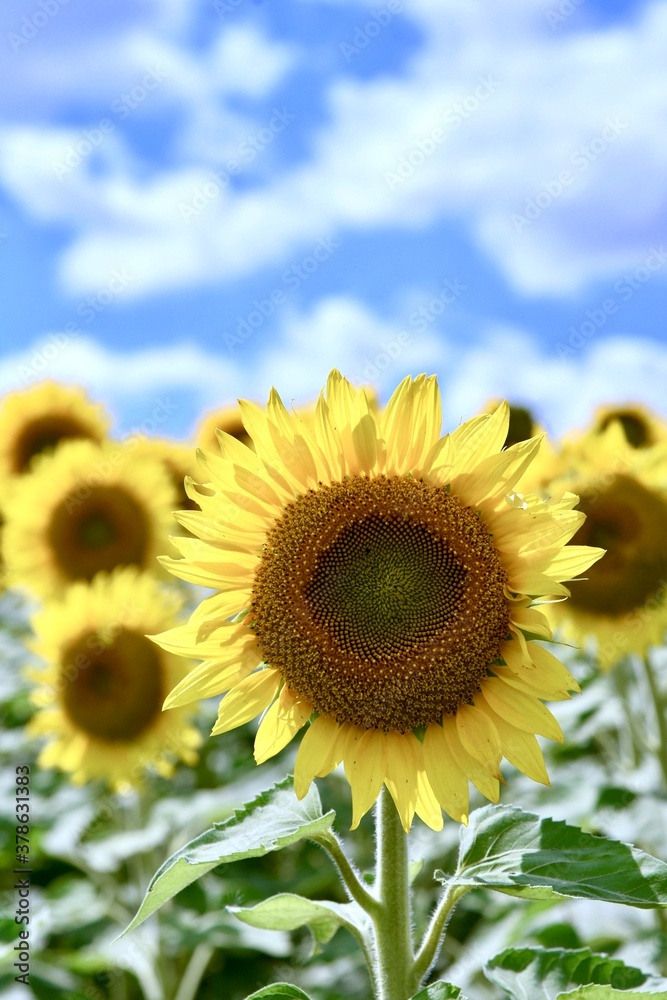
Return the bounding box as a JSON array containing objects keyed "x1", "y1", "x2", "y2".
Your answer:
[
  {"x1": 373, "y1": 787, "x2": 414, "y2": 1000},
  {"x1": 315, "y1": 832, "x2": 380, "y2": 918},
  {"x1": 412, "y1": 882, "x2": 468, "y2": 987},
  {"x1": 174, "y1": 943, "x2": 215, "y2": 1000},
  {"x1": 639, "y1": 653, "x2": 667, "y2": 788}
]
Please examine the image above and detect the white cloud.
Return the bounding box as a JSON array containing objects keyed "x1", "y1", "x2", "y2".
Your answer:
[
  {"x1": 4, "y1": 0, "x2": 665, "y2": 299},
  {"x1": 2, "y1": 298, "x2": 665, "y2": 443}
]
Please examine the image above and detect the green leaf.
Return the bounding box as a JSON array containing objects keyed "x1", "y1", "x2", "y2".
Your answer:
[
  {"x1": 230, "y1": 892, "x2": 369, "y2": 946},
  {"x1": 558, "y1": 990, "x2": 667, "y2": 999},
  {"x1": 446, "y1": 805, "x2": 667, "y2": 908},
  {"x1": 485, "y1": 947, "x2": 649, "y2": 998},
  {"x1": 124, "y1": 777, "x2": 334, "y2": 933},
  {"x1": 244, "y1": 986, "x2": 313, "y2": 999},
  {"x1": 411, "y1": 983, "x2": 468, "y2": 999}
]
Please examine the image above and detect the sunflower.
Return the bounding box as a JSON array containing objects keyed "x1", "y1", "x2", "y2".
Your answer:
[
  {"x1": 3, "y1": 439, "x2": 176, "y2": 598},
  {"x1": 153, "y1": 372, "x2": 602, "y2": 831},
  {"x1": 591, "y1": 402, "x2": 667, "y2": 449},
  {"x1": 544, "y1": 421, "x2": 667, "y2": 670},
  {"x1": 129, "y1": 436, "x2": 206, "y2": 526},
  {"x1": 0, "y1": 381, "x2": 109, "y2": 478},
  {"x1": 27, "y1": 569, "x2": 201, "y2": 789}
]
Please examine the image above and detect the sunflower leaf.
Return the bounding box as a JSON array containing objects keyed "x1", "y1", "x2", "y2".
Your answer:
[
  {"x1": 443, "y1": 804, "x2": 667, "y2": 908},
  {"x1": 244, "y1": 986, "x2": 313, "y2": 999},
  {"x1": 557, "y1": 990, "x2": 667, "y2": 999},
  {"x1": 123, "y1": 776, "x2": 334, "y2": 934},
  {"x1": 485, "y1": 946, "x2": 653, "y2": 998},
  {"x1": 229, "y1": 892, "x2": 370, "y2": 947},
  {"x1": 410, "y1": 982, "x2": 469, "y2": 998}
]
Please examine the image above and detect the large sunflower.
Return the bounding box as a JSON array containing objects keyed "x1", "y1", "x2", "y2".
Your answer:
[
  {"x1": 3, "y1": 439, "x2": 176, "y2": 598},
  {"x1": 27, "y1": 569, "x2": 201, "y2": 789},
  {"x1": 197, "y1": 403, "x2": 253, "y2": 452},
  {"x1": 483, "y1": 399, "x2": 557, "y2": 493},
  {"x1": 154, "y1": 372, "x2": 603, "y2": 831},
  {"x1": 129, "y1": 436, "x2": 204, "y2": 526},
  {"x1": 544, "y1": 422, "x2": 667, "y2": 670},
  {"x1": 0, "y1": 381, "x2": 109, "y2": 478}
]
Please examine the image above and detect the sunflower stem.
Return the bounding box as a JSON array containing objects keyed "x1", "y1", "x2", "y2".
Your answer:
[
  {"x1": 372, "y1": 787, "x2": 414, "y2": 1000},
  {"x1": 639, "y1": 653, "x2": 667, "y2": 788},
  {"x1": 314, "y1": 831, "x2": 380, "y2": 918},
  {"x1": 412, "y1": 881, "x2": 468, "y2": 986}
]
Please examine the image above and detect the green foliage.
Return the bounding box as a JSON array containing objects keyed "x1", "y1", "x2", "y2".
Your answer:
[
  {"x1": 244, "y1": 986, "x2": 313, "y2": 999},
  {"x1": 125, "y1": 776, "x2": 335, "y2": 933},
  {"x1": 411, "y1": 982, "x2": 468, "y2": 998},
  {"x1": 231, "y1": 893, "x2": 369, "y2": 947},
  {"x1": 485, "y1": 946, "x2": 650, "y2": 997},
  {"x1": 445, "y1": 804, "x2": 667, "y2": 907}
]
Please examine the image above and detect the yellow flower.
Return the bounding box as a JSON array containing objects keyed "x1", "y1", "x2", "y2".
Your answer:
[
  {"x1": 3, "y1": 439, "x2": 176, "y2": 598},
  {"x1": 545, "y1": 422, "x2": 667, "y2": 670},
  {"x1": 0, "y1": 381, "x2": 109, "y2": 478},
  {"x1": 27, "y1": 569, "x2": 201, "y2": 790},
  {"x1": 590, "y1": 402, "x2": 667, "y2": 449},
  {"x1": 154, "y1": 372, "x2": 603, "y2": 831}
]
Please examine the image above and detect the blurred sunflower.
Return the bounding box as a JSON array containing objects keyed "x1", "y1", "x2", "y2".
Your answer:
[
  {"x1": 154, "y1": 372, "x2": 602, "y2": 831},
  {"x1": 545, "y1": 422, "x2": 667, "y2": 670},
  {"x1": 197, "y1": 403, "x2": 253, "y2": 452},
  {"x1": 27, "y1": 569, "x2": 200, "y2": 789},
  {"x1": 3, "y1": 439, "x2": 176, "y2": 598},
  {"x1": 0, "y1": 381, "x2": 109, "y2": 478},
  {"x1": 591, "y1": 402, "x2": 667, "y2": 449},
  {"x1": 129, "y1": 436, "x2": 205, "y2": 524}
]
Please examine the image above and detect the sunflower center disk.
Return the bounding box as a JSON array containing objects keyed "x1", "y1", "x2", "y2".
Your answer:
[
  {"x1": 62, "y1": 628, "x2": 164, "y2": 742},
  {"x1": 250, "y1": 476, "x2": 511, "y2": 732},
  {"x1": 48, "y1": 485, "x2": 150, "y2": 582},
  {"x1": 570, "y1": 473, "x2": 667, "y2": 615}
]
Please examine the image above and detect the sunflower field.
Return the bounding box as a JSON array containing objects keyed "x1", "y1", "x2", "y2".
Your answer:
[{"x1": 2, "y1": 375, "x2": 667, "y2": 1000}]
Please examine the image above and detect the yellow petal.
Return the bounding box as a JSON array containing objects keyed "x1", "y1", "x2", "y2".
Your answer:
[
  {"x1": 163, "y1": 654, "x2": 258, "y2": 708},
  {"x1": 423, "y1": 722, "x2": 469, "y2": 824},
  {"x1": 254, "y1": 687, "x2": 312, "y2": 765},
  {"x1": 456, "y1": 703, "x2": 503, "y2": 779},
  {"x1": 343, "y1": 727, "x2": 388, "y2": 829},
  {"x1": 210, "y1": 668, "x2": 281, "y2": 736},
  {"x1": 545, "y1": 545, "x2": 606, "y2": 581},
  {"x1": 415, "y1": 769, "x2": 444, "y2": 831},
  {"x1": 482, "y1": 677, "x2": 563, "y2": 742},
  {"x1": 476, "y1": 694, "x2": 550, "y2": 785},
  {"x1": 442, "y1": 715, "x2": 500, "y2": 803},
  {"x1": 294, "y1": 715, "x2": 343, "y2": 799},
  {"x1": 383, "y1": 731, "x2": 421, "y2": 832},
  {"x1": 449, "y1": 402, "x2": 509, "y2": 475}
]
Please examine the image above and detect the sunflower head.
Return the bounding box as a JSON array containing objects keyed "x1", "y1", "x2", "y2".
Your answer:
[
  {"x1": 545, "y1": 422, "x2": 667, "y2": 669},
  {"x1": 154, "y1": 371, "x2": 603, "y2": 831},
  {"x1": 27, "y1": 568, "x2": 201, "y2": 790},
  {"x1": 593, "y1": 402, "x2": 667, "y2": 449},
  {"x1": 3, "y1": 439, "x2": 177, "y2": 598},
  {"x1": 0, "y1": 381, "x2": 109, "y2": 478}
]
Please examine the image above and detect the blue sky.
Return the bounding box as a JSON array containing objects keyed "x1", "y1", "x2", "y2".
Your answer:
[{"x1": 1, "y1": 0, "x2": 666, "y2": 441}]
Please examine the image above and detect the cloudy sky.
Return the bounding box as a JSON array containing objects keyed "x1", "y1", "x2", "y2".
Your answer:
[{"x1": 1, "y1": 0, "x2": 666, "y2": 440}]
